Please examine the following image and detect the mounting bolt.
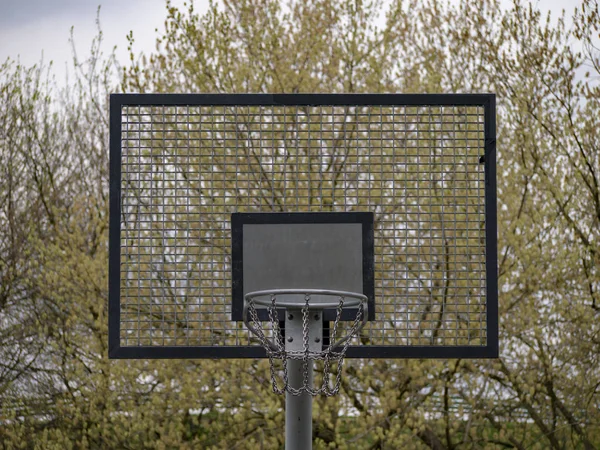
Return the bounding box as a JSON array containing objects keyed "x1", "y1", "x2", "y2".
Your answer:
[
  {"x1": 287, "y1": 336, "x2": 293, "y2": 342},
  {"x1": 288, "y1": 313, "x2": 294, "y2": 320},
  {"x1": 315, "y1": 337, "x2": 321, "y2": 343},
  {"x1": 314, "y1": 313, "x2": 320, "y2": 320}
]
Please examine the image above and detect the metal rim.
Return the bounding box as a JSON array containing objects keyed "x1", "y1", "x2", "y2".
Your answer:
[{"x1": 244, "y1": 289, "x2": 367, "y2": 309}]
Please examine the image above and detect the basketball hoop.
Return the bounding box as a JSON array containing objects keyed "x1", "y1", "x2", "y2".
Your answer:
[
  {"x1": 109, "y1": 93, "x2": 497, "y2": 450},
  {"x1": 243, "y1": 289, "x2": 368, "y2": 396}
]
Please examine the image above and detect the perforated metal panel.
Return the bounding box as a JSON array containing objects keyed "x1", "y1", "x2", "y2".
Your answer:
[{"x1": 109, "y1": 94, "x2": 497, "y2": 358}]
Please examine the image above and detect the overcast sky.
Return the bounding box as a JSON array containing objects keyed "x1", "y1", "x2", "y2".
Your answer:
[
  {"x1": 0, "y1": 0, "x2": 208, "y2": 82},
  {"x1": 0, "y1": 0, "x2": 581, "y2": 84}
]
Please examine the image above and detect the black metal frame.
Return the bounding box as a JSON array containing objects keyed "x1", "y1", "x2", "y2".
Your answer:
[
  {"x1": 231, "y1": 212, "x2": 376, "y2": 322},
  {"x1": 109, "y1": 93, "x2": 498, "y2": 359}
]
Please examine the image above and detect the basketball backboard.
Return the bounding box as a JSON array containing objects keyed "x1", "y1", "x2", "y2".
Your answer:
[{"x1": 109, "y1": 93, "x2": 497, "y2": 359}]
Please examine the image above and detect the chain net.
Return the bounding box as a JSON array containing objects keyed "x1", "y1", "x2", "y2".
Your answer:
[{"x1": 245, "y1": 292, "x2": 365, "y2": 396}]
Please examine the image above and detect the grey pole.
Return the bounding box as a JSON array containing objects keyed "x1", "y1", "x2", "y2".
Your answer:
[
  {"x1": 284, "y1": 306, "x2": 322, "y2": 450},
  {"x1": 285, "y1": 359, "x2": 313, "y2": 450}
]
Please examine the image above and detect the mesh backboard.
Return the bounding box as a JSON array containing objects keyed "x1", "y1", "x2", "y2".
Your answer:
[{"x1": 109, "y1": 94, "x2": 497, "y2": 359}]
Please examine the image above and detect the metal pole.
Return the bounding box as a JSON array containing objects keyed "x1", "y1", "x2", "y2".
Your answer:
[{"x1": 285, "y1": 359, "x2": 313, "y2": 450}]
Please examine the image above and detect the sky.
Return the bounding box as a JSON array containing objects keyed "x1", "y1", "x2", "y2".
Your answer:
[
  {"x1": 0, "y1": 0, "x2": 583, "y2": 84},
  {"x1": 0, "y1": 0, "x2": 208, "y2": 82}
]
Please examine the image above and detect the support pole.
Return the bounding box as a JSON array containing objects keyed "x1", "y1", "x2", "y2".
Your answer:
[
  {"x1": 283, "y1": 305, "x2": 321, "y2": 450},
  {"x1": 285, "y1": 359, "x2": 313, "y2": 450}
]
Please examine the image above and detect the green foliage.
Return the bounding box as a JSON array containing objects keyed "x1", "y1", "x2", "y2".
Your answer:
[{"x1": 1, "y1": 0, "x2": 599, "y2": 448}]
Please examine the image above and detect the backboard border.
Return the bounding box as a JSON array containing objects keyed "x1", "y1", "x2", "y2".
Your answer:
[
  {"x1": 109, "y1": 93, "x2": 498, "y2": 359},
  {"x1": 230, "y1": 212, "x2": 376, "y2": 322}
]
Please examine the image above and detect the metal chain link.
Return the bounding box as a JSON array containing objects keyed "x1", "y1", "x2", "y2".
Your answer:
[
  {"x1": 301, "y1": 294, "x2": 311, "y2": 394},
  {"x1": 248, "y1": 297, "x2": 284, "y2": 394},
  {"x1": 246, "y1": 292, "x2": 366, "y2": 396},
  {"x1": 269, "y1": 294, "x2": 287, "y2": 394}
]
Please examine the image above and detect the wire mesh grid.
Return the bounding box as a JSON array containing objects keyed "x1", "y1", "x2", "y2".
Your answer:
[{"x1": 118, "y1": 103, "x2": 487, "y2": 349}]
